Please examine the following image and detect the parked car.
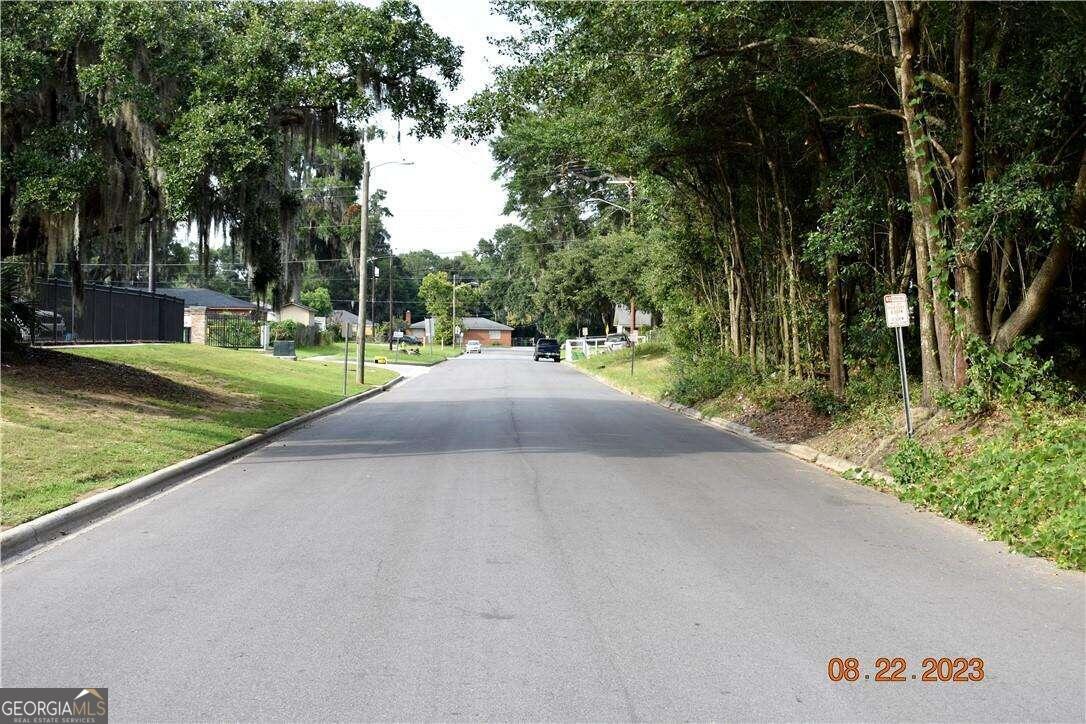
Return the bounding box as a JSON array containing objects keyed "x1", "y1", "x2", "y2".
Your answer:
[
  {"x1": 465, "y1": 340, "x2": 482, "y2": 354},
  {"x1": 21, "y1": 309, "x2": 66, "y2": 341},
  {"x1": 398, "y1": 334, "x2": 423, "y2": 346},
  {"x1": 604, "y1": 333, "x2": 630, "y2": 350},
  {"x1": 534, "y1": 338, "x2": 560, "y2": 362}
]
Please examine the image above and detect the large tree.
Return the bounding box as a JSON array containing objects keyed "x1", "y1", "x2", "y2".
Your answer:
[
  {"x1": 461, "y1": 0, "x2": 1085, "y2": 403},
  {"x1": 2, "y1": 0, "x2": 461, "y2": 306}
]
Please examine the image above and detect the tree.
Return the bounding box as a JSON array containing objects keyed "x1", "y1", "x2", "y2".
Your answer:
[
  {"x1": 2, "y1": 0, "x2": 462, "y2": 308},
  {"x1": 417, "y1": 271, "x2": 479, "y2": 343},
  {"x1": 300, "y1": 286, "x2": 332, "y2": 317},
  {"x1": 460, "y1": 0, "x2": 1085, "y2": 404}
]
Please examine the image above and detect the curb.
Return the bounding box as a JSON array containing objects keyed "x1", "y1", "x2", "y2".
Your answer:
[
  {"x1": 1, "y1": 375, "x2": 404, "y2": 564},
  {"x1": 570, "y1": 364, "x2": 892, "y2": 485}
]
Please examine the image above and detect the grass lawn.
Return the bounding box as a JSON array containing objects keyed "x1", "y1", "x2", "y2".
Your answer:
[
  {"x1": 297, "y1": 340, "x2": 462, "y2": 365},
  {"x1": 0, "y1": 344, "x2": 396, "y2": 527},
  {"x1": 573, "y1": 346, "x2": 672, "y2": 400}
]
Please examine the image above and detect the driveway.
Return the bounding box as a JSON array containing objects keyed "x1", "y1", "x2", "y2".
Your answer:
[{"x1": 2, "y1": 347, "x2": 1082, "y2": 721}]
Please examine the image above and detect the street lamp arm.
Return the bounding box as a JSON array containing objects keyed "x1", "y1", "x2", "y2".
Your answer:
[
  {"x1": 584, "y1": 197, "x2": 631, "y2": 214},
  {"x1": 370, "y1": 160, "x2": 415, "y2": 172}
]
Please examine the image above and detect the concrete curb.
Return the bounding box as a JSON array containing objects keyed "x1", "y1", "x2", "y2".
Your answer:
[
  {"x1": 1, "y1": 375, "x2": 404, "y2": 563},
  {"x1": 570, "y1": 364, "x2": 892, "y2": 486}
]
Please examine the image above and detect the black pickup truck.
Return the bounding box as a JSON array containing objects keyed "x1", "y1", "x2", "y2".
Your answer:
[{"x1": 533, "y1": 338, "x2": 561, "y2": 362}]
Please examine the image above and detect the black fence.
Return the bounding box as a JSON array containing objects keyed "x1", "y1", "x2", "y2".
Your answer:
[
  {"x1": 207, "y1": 314, "x2": 262, "y2": 349},
  {"x1": 30, "y1": 280, "x2": 184, "y2": 344}
]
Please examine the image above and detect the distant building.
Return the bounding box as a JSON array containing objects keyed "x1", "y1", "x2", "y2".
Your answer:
[
  {"x1": 160, "y1": 287, "x2": 260, "y2": 344},
  {"x1": 613, "y1": 304, "x2": 652, "y2": 338},
  {"x1": 276, "y1": 301, "x2": 316, "y2": 326},
  {"x1": 329, "y1": 309, "x2": 375, "y2": 339},
  {"x1": 409, "y1": 316, "x2": 514, "y2": 346},
  {"x1": 460, "y1": 316, "x2": 514, "y2": 346}
]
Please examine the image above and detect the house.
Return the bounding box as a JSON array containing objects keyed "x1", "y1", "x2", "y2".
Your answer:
[
  {"x1": 462, "y1": 317, "x2": 514, "y2": 346},
  {"x1": 277, "y1": 301, "x2": 316, "y2": 326},
  {"x1": 160, "y1": 287, "x2": 260, "y2": 344},
  {"x1": 329, "y1": 309, "x2": 374, "y2": 339},
  {"x1": 408, "y1": 318, "x2": 433, "y2": 343},
  {"x1": 411, "y1": 316, "x2": 514, "y2": 346},
  {"x1": 613, "y1": 304, "x2": 652, "y2": 340}
]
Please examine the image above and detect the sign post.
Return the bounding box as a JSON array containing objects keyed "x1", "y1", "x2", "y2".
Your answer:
[{"x1": 883, "y1": 293, "x2": 913, "y2": 437}]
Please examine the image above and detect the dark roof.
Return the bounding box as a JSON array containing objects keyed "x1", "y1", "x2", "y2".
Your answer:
[
  {"x1": 410, "y1": 317, "x2": 512, "y2": 331},
  {"x1": 327, "y1": 308, "x2": 375, "y2": 325},
  {"x1": 462, "y1": 316, "x2": 514, "y2": 331},
  {"x1": 160, "y1": 287, "x2": 255, "y2": 309},
  {"x1": 331, "y1": 309, "x2": 359, "y2": 324}
]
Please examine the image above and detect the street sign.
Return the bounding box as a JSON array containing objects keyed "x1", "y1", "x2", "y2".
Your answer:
[
  {"x1": 581, "y1": 327, "x2": 588, "y2": 337},
  {"x1": 393, "y1": 330, "x2": 403, "y2": 339},
  {"x1": 424, "y1": 317, "x2": 435, "y2": 337},
  {"x1": 374, "y1": 266, "x2": 380, "y2": 277},
  {"x1": 883, "y1": 293, "x2": 910, "y2": 328},
  {"x1": 884, "y1": 292, "x2": 914, "y2": 437}
]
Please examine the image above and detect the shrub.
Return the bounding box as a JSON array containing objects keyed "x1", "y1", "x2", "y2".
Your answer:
[
  {"x1": 270, "y1": 320, "x2": 299, "y2": 341},
  {"x1": 1, "y1": 263, "x2": 32, "y2": 356},
  {"x1": 804, "y1": 382, "x2": 848, "y2": 417},
  {"x1": 207, "y1": 315, "x2": 260, "y2": 348},
  {"x1": 939, "y1": 336, "x2": 1072, "y2": 418},
  {"x1": 666, "y1": 350, "x2": 759, "y2": 406},
  {"x1": 320, "y1": 326, "x2": 342, "y2": 345}
]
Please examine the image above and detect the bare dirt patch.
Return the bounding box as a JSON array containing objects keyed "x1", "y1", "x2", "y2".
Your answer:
[
  {"x1": 738, "y1": 396, "x2": 833, "y2": 443},
  {"x1": 1, "y1": 348, "x2": 220, "y2": 405}
]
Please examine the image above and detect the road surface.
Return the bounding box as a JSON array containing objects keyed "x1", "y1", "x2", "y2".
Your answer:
[{"x1": 2, "y1": 348, "x2": 1083, "y2": 721}]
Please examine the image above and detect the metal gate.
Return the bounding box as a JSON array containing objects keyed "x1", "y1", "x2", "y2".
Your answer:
[
  {"x1": 206, "y1": 314, "x2": 262, "y2": 349},
  {"x1": 31, "y1": 280, "x2": 184, "y2": 344}
]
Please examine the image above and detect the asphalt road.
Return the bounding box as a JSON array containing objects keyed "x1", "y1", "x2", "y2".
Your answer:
[{"x1": 2, "y1": 348, "x2": 1083, "y2": 721}]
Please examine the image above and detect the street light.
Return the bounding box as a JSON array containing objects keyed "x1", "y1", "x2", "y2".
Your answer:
[{"x1": 356, "y1": 159, "x2": 414, "y2": 385}]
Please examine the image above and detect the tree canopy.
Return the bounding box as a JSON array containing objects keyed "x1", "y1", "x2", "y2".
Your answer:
[
  {"x1": 459, "y1": 0, "x2": 1086, "y2": 402},
  {"x1": 2, "y1": 0, "x2": 462, "y2": 304}
]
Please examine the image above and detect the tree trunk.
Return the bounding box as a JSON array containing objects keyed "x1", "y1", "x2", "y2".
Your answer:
[
  {"x1": 892, "y1": 0, "x2": 947, "y2": 403},
  {"x1": 827, "y1": 253, "x2": 846, "y2": 397},
  {"x1": 954, "y1": 1, "x2": 985, "y2": 346},
  {"x1": 992, "y1": 149, "x2": 1086, "y2": 351}
]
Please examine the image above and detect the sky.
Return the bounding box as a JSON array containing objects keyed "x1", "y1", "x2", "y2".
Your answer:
[{"x1": 362, "y1": 0, "x2": 517, "y2": 256}]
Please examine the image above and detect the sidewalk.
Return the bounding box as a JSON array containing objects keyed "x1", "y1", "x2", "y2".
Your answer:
[{"x1": 303, "y1": 356, "x2": 434, "y2": 380}]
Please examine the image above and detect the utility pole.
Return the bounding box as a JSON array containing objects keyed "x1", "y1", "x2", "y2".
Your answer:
[
  {"x1": 356, "y1": 157, "x2": 370, "y2": 385},
  {"x1": 452, "y1": 272, "x2": 458, "y2": 348},
  {"x1": 147, "y1": 224, "x2": 155, "y2": 292},
  {"x1": 388, "y1": 253, "x2": 394, "y2": 352}
]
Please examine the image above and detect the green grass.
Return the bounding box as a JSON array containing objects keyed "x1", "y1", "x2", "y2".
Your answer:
[
  {"x1": 297, "y1": 339, "x2": 462, "y2": 365},
  {"x1": 0, "y1": 344, "x2": 396, "y2": 527},
  {"x1": 885, "y1": 410, "x2": 1086, "y2": 569},
  {"x1": 573, "y1": 345, "x2": 672, "y2": 400}
]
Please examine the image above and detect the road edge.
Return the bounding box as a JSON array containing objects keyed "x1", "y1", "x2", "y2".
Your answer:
[
  {"x1": 0, "y1": 374, "x2": 405, "y2": 563},
  {"x1": 569, "y1": 362, "x2": 894, "y2": 485}
]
